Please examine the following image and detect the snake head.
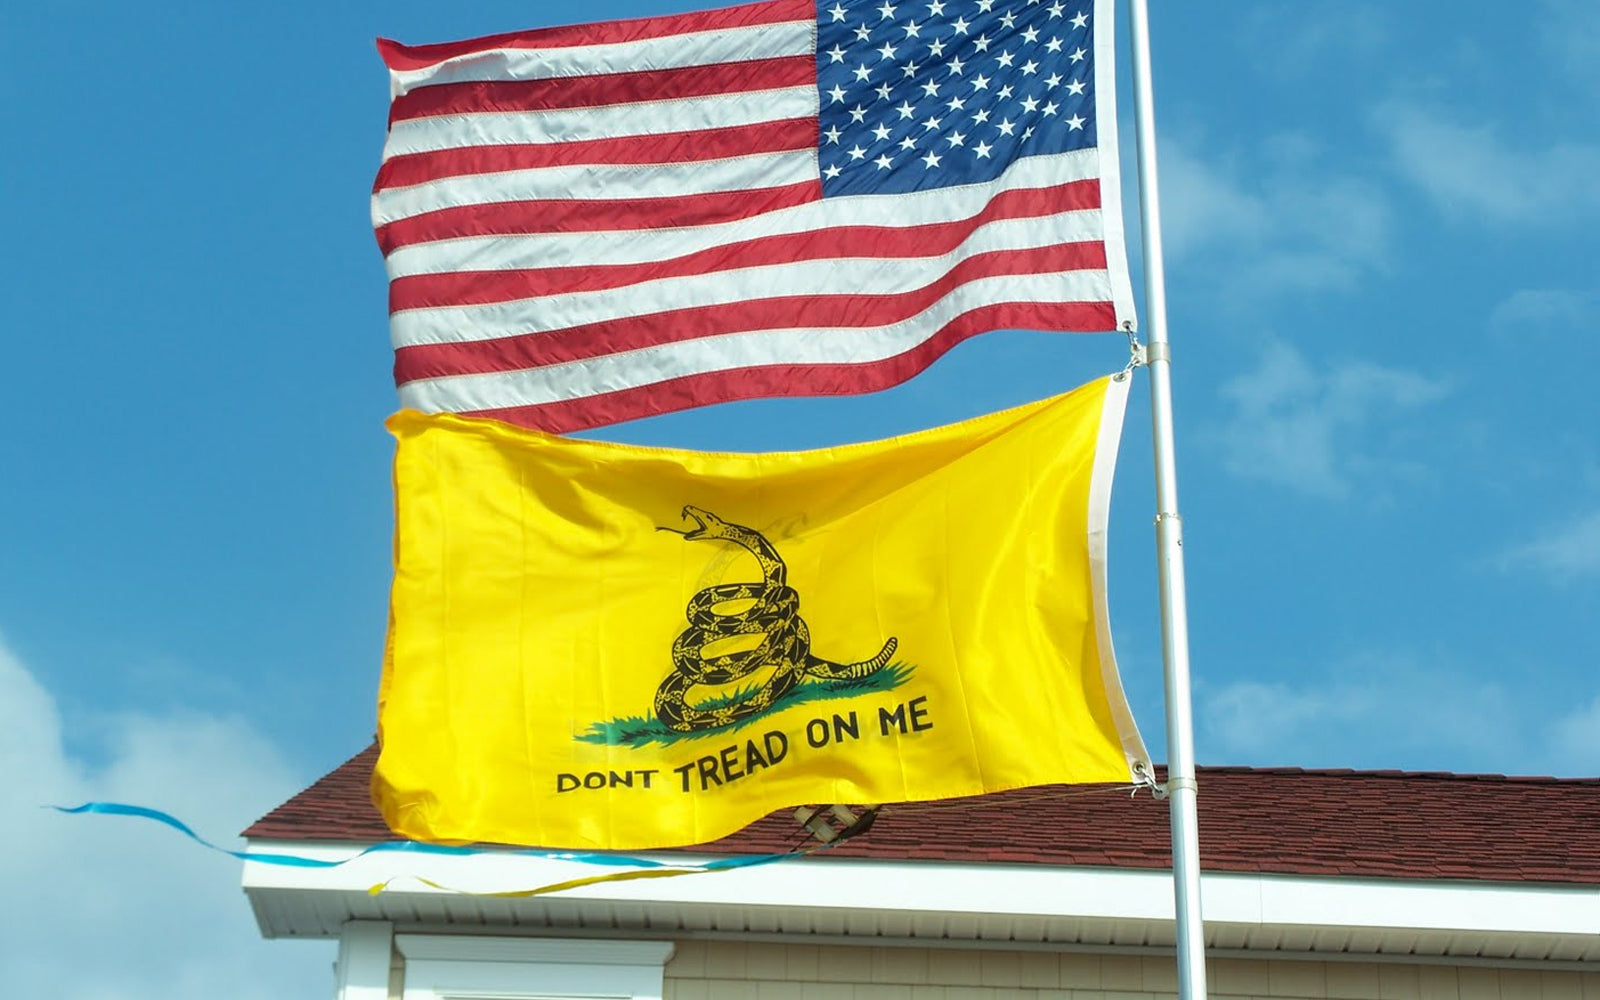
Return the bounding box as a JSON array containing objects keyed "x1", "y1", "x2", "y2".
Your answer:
[{"x1": 679, "y1": 505, "x2": 731, "y2": 540}]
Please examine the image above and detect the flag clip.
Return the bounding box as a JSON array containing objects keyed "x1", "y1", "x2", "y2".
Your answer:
[{"x1": 1121, "y1": 325, "x2": 1147, "y2": 376}]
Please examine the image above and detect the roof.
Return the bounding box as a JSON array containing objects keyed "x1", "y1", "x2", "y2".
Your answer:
[{"x1": 245, "y1": 744, "x2": 1600, "y2": 886}]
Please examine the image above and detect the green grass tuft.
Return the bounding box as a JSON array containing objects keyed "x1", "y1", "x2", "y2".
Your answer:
[{"x1": 575, "y1": 662, "x2": 916, "y2": 748}]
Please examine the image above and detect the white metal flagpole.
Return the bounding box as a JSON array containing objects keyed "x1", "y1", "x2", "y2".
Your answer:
[{"x1": 1124, "y1": 1, "x2": 1209, "y2": 997}]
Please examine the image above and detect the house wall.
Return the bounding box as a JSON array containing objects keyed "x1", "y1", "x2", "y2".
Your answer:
[{"x1": 661, "y1": 941, "x2": 1600, "y2": 1000}]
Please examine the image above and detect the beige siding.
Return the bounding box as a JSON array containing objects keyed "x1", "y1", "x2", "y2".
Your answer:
[{"x1": 663, "y1": 941, "x2": 1600, "y2": 1000}]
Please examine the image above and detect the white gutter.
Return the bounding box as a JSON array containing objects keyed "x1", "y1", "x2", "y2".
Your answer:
[{"x1": 242, "y1": 839, "x2": 1600, "y2": 956}]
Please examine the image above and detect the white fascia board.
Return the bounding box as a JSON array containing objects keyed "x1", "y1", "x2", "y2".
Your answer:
[
  {"x1": 242, "y1": 839, "x2": 1600, "y2": 940},
  {"x1": 1204, "y1": 872, "x2": 1599, "y2": 936}
]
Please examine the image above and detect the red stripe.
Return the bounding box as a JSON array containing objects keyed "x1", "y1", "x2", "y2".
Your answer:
[
  {"x1": 390, "y1": 180, "x2": 1102, "y2": 312},
  {"x1": 376, "y1": 181, "x2": 823, "y2": 257},
  {"x1": 390, "y1": 56, "x2": 814, "y2": 124},
  {"x1": 375, "y1": 118, "x2": 815, "y2": 191},
  {"x1": 459, "y1": 302, "x2": 1116, "y2": 434},
  {"x1": 377, "y1": 0, "x2": 811, "y2": 70},
  {"x1": 394, "y1": 242, "x2": 1110, "y2": 384}
]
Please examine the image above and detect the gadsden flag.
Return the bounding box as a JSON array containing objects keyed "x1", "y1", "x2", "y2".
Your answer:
[{"x1": 373, "y1": 374, "x2": 1149, "y2": 849}]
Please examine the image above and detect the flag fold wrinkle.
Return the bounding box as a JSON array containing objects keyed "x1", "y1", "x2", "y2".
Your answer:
[
  {"x1": 374, "y1": 0, "x2": 1135, "y2": 432},
  {"x1": 374, "y1": 374, "x2": 1149, "y2": 849}
]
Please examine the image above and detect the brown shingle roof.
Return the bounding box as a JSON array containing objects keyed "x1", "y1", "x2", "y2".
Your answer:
[{"x1": 244, "y1": 744, "x2": 1600, "y2": 886}]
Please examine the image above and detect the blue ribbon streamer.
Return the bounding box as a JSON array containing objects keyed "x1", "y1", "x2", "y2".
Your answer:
[{"x1": 51, "y1": 802, "x2": 798, "y2": 875}]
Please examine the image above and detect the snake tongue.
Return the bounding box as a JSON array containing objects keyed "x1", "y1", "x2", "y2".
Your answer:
[{"x1": 680, "y1": 506, "x2": 710, "y2": 538}]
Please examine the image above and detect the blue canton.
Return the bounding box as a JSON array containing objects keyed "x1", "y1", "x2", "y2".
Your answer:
[{"x1": 815, "y1": 0, "x2": 1096, "y2": 196}]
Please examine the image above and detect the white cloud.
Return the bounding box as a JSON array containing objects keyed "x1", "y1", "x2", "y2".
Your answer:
[
  {"x1": 1536, "y1": 0, "x2": 1600, "y2": 100},
  {"x1": 1207, "y1": 339, "x2": 1450, "y2": 498},
  {"x1": 1156, "y1": 137, "x2": 1391, "y2": 300},
  {"x1": 1236, "y1": 4, "x2": 1392, "y2": 80},
  {"x1": 1198, "y1": 650, "x2": 1600, "y2": 777},
  {"x1": 1497, "y1": 510, "x2": 1600, "y2": 581},
  {"x1": 1373, "y1": 101, "x2": 1600, "y2": 226},
  {"x1": 1488, "y1": 288, "x2": 1598, "y2": 333},
  {"x1": 0, "y1": 637, "x2": 333, "y2": 1000},
  {"x1": 1551, "y1": 694, "x2": 1600, "y2": 765}
]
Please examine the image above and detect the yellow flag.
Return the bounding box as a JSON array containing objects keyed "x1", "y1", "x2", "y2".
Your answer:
[{"x1": 374, "y1": 374, "x2": 1149, "y2": 849}]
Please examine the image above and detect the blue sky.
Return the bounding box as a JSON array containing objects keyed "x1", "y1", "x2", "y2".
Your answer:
[{"x1": 3, "y1": 1, "x2": 1597, "y2": 996}]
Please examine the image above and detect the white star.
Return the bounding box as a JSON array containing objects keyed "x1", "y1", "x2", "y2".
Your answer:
[
  {"x1": 872, "y1": 122, "x2": 893, "y2": 140},
  {"x1": 1022, "y1": 26, "x2": 1039, "y2": 42},
  {"x1": 828, "y1": 2, "x2": 847, "y2": 19},
  {"x1": 1045, "y1": 36, "x2": 1063, "y2": 53},
  {"x1": 1042, "y1": 101, "x2": 1058, "y2": 116},
  {"x1": 921, "y1": 114, "x2": 942, "y2": 131},
  {"x1": 826, "y1": 44, "x2": 847, "y2": 63},
  {"x1": 853, "y1": 63, "x2": 872, "y2": 82},
  {"x1": 896, "y1": 100, "x2": 917, "y2": 119},
  {"x1": 900, "y1": 135, "x2": 918, "y2": 149},
  {"x1": 1066, "y1": 113, "x2": 1084, "y2": 129},
  {"x1": 974, "y1": 140, "x2": 993, "y2": 158},
  {"x1": 878, "y1": 40, "x2": 898, "y2": 59},
  {"x1": 903, "y1": 19, "x2": 922, "y2": 37},
  {"x1": 921, "y1": 79, "x2": 941, "y2": 97},
  {"x1": 1070, "y1": 10, "x2": 1088, "y2": 28},
  {"x1": 997, "y1": 117, "x2": 1016, "y2": 135},
  {"x1": 827, "y1": 84, "x2": 847, "y2": 103},
  {"x1": 875, "y1": 153, "x2": 894, "y2": 169},
  {"x1": 928, "y1": 38, "x2": 946, "y2": 57},
  {"x1": 876, "y1": 82, "x2": 893, "y2": 100},
  {"x1": 971, "y1": 107, "x2": 990, "y2": 123},
  {"x1": 999, "y1": 11, "x2": 1016, "y2": 28},
  {"x1": 926, "y1": 0, "x2": 945, "y2": 14},
  {"x1": 1070, "y1": 46, "x2": 1087, "y2": 62},
  {"x1": 922, "y1": 150, "x2": 942, "y2": 168},
  {"x1": 946, "y1": 130, "x2": 966, "y2": 146},
  {"x1": 946, "y1": 95, "x2": 966, "y2": 111},
  {"x1": 1023, "y1": 125, "x2": 1035, "y2": 139},
  {"x1": 1047, "y1": 1, "x2": 1065, "y2": 17},
  {"x1": 947, "y1": 55, "x2": 965, "y2": 74},
  {"x1": 1020, "y1": 95, "x2": 1039, "y2": 112},
  {"x1": 1066, "y1": 79, "x2": 1086, "y2": 95},
  {"x1": 902, "y1": 59, "x2": 921, "y2": 77},
  {"x1": 854, "y1": 23, "x2": 872, "y2": 41},
  {"x1": 996, "y1": 50, "x2": 1015, "y2": 67},
  {"x1": 972, "y1": 33, "x2": 991, "y2": 51},
  {"x1": 877, "y1": 0, "x2": 897, "y2": 18},
  {"x1": 824, "y1": 163, "x2": 843, "y2": 178},
  {"x1": 1045, "y1": 72, "x2": 1062, "y2": 87},
  {"x1": 847, "y1": 144, "x2": 868, "y2": 160},
  {"x1": 849, "y1": 104, "x2": 869, "y2": 122},
  {"x1": 1021, "y1": 59, "x2": 1039, "y2": 75},
  {"x1": 997, "y1": 83, "x2": 1014, "y2": 98},
  {"x1": 951, "y1": 16, "x2": 970, "y2": 34},
  {"x1": 823, "y1": 124, "x2": 843, "y2": 143},
  {"x1": 975, "y1": 0, "x2": 994, "y2": 10},
  {"x1": 971, "y1": 73, "x2": 990, "y2": 90}
]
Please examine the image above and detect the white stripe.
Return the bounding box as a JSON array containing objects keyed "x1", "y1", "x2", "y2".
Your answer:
[
  {"x1": 397, "y1": 272, "x2": 1111, "y2": 410},
  {"x1": 373, "y1": 150, "x2": 816, "y2": 226},
  {"x1": 1084, "y1": 371, "x2": 1148, "y2": 774},
  {"x1": 383, "y1": 149, "x2": 1100, "y2": 277},
  {"x1": 1090, "y1": 0, "x2": 1136, "y2": 331},
  {"x1": 390, "y1": 216, "x2": 1110, "y2": 347},
  {"x1": 382, "y1": 87, "x2": 814, "y2": 157},
  {"x1": 389, "y1": 20, "x2": 814, "y2": 98}
]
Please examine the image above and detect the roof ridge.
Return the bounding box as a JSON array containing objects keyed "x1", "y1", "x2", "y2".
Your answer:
[
  {"x1": 1190, "y1": 763, "x2": 1600, "y2": 784},
  {"x1": 239, "y1": 744, "x2": 1600, "y2": 887}
]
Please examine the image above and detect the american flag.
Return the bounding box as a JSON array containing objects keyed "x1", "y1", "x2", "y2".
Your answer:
[{"x1": 374, "y1": 0, "x2": 1134, "y2": 433}]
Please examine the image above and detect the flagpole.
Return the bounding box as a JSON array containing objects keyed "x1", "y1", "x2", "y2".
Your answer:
[{"x1": 1124, "y1": 1, "x2": 1208, "y2": 997}]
